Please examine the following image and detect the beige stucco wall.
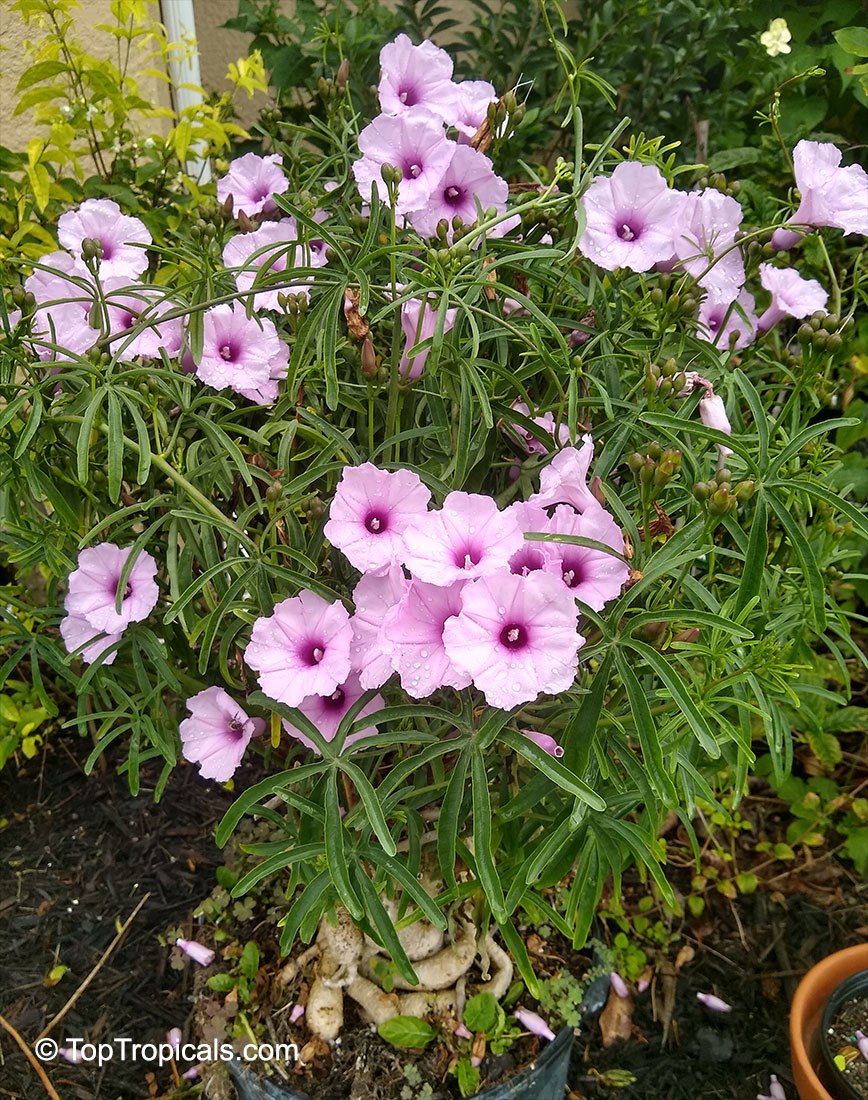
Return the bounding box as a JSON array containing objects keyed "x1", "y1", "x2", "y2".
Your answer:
[
  {"x1": 0, "y1": 0, "x2": 174, "y2": 153},
  {"x1": 0, "y1": 0, "x2": 518, "y2": 154}
]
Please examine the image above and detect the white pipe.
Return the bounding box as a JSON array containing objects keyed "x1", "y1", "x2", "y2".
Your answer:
[{"x1": 160, "y1": 0, "x2": 211, "y2": 182}]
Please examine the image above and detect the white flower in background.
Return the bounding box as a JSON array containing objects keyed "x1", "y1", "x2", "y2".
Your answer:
[{"x1": 760, "y1": 18, "x2": 792, "y2": 57}]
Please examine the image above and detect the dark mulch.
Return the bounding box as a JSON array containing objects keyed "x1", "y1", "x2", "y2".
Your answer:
[
  {"x1": 574, "y1": 885, "x2": 868, "y2": 1099},
  {"x1": 2, "y1": 733, "x2": 867, "y2": 1100},
  {"x1": 0, "y1": 737, "x2": 232, "y2": 1100}
]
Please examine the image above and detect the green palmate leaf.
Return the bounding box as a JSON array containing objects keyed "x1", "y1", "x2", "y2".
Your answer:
[
  {"x1": 736, "y1": 490, "x2": 768, "y2": 614},
  {"x1": 470, "y1": 748, "x2": 507, "y2": 921},
  {"x1": 614, "y1": 650, "x2": 677, "y2": 803},
  {"x1": 360, "y1": 847, "x2": 447, "y2": 930},
  {"x1": 377, "y1": 1016, "x2": 437, "y2": 1049},
  {"x1": 498, "y1": 728, "x2": 606, "y2": 809},
  {"x1": 566, "y1": 836, "x2": 602, "y2": 947},
  {"x1": 625, "y1": 639, "x2": 720, "y2": 758},
  {"x1": 325, "y1": 777, "x2": 364, "y2": 920},
  {"x1": 215, "y1": 762, "x2": 330, "y2": 847},
  {"x1": 562, "y1": 651, "x2": 612, "y2": 776},
  {"x1": 766, "y1": 490, "x2": 826, "y2": 631},
  {"x1": 352, "y1": 866, "x2": 418, "y2": 986},
  {"x1": 768, "y1": 418, "x2": 858, "y2": 478},
  {"x1": 76, "y1": 389, "x2": 105, "y2": 483},
  {"x1": 338, "y1": 758, "x2": 397, "y2": 856},
  {"x1": 438, "y1": 750, "x2": 470, "y2": 889},
  {"x1": 231, "y1": 843, "x2": 324, "y2": 897},
  {"x1": 795, "y1": 478, "x2": 868, "y2": 541},
  {"x1": 278, "y1": 871, "x2": 331, "y2": 954}
]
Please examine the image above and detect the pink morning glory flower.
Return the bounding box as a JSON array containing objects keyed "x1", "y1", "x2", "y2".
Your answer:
[
  {"x1": 669, "y1": 189, "x2": 745, "y2": 298},
  {"x1": 402, "y1": 491, "x2": 523, "y2": 585},
  {"x1": 506, "y1": 500, "x2": 554, "y2": 578},
  {"x1": 696, "y1": 991, "x2": 732, "y2": 1013},
  {"x1": 324, "y1": 462, "x2": 432, "y2": 573},
  {"x1": 771, "y1": 140, "x2": 868, "y2": 249},
  {"x1": 195, "y1": 303, "x2": 289, "y2": 405},
  {"x1": 506, "y1": 402, "x2": 571, "y2": 457},
  {"x1": 757, "y1": 1076, "x2": 788, "y2": 1100},
  {"x1": 521, "y1": 729, "x2": 564, "y2": 758},
  {"x1": 543, "y1": 503, "x2": 628, "y2": 611},
  {"x1": 382, "y1": 579, "x2": 472, "y2": 698},
  {"x1": 59, "y1": 613, "x2": 122, "y2": 666},
  {"x1": 282, "y1": 672, "x2": 384, "y2": 754},
  {"x1": 407, "y1": 144, "x2": 508, "y2": 240},
  {"x1": 513, "y1": 1007, "x2": 556, "y2": 1042},
  {"x1": 216, "y1": 152, "x2": 289, "y2": 218},
  {"x1": 399, "y1": 295, "x2": 458, "y2": 379},
  {"x1": 65, "y1": 543, "x2": 158, "y2": 634},
  {"x1": 442, "y1": 572, "x2": 583, "y2": 710},
  {"x1": 756, "y1": 264, "x2": 828, "y2": 332},
  {"x1": 57, "y1": 198, "x2": 151, "y2": 279},
  {"x1": 245, "y1": 590, "x2": 353, "y2": 707},
  {"x1": 25, "y1": 249, "x2": 91, "y2": 306},
  {"x1": 223, "y1": 218, "x2": 327, "y2": 311},
  {"x1": 25, "y1": 250, "x2": 97, "y2": 360},
  {"x1": 179, "y1": 687, "x2": 264, "y2": 782},
  {"x1": 529, "y1": 437, "x2": 599, "y2": 514},
  {"x1": 350, "y1": 566, "x2": 408, "y2": 690},
  {"x1": 450, "y1": 79, "x2": 497, "y2": 142},
  {"x1": 353, "y1": 109, "x2": 456, "y2": 216},
  {"x1": 103, "y1": 280, "x2": 183, "y2": 359},
  {"x1": 176, "y1": 938, "x2": 216, "y2": 967},
  {"x1": 29, "y1": 300, "x2": 95, "y2": 362},
  {"x1": 377, "y1": 34, "x2": 456, "y2": 117},
  {"x1": 579, "y1": 162, "x2": 681, "y2": 272},
  {"x1": 697, "y1": 288, "x2": 756, "y2": 351}
]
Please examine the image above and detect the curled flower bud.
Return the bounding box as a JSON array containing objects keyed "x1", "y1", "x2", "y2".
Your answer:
[
  {"x1": 521, "y1": 729, "x2": 564, "y2": 758},
  {"x1": 698, "y1": 393, "x2": 733, "y2": 457},
  {"x1": 610, "y1": 972, "x2": 630, "y2": 998},
  {"x1": 696, "y1": 991, "x2": 732, "y2": 1013},
  {"x1": 514, "y1": 1007, "x2": 556, "y2": 1041},
  {"x1": 176, "y1": 939, "x2": 215, "y2": 967}
]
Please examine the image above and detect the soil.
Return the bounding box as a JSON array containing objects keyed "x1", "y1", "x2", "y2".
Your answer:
[
  {"x1": 825, "y1": 992, "x2": 868, "y2": 1099},
  {"x1": 0, "y1": 736, "x2": 234, "y2": 1099},
  {"x1": 1, "y1": 736, "x2": 867, "y2": 1100}
]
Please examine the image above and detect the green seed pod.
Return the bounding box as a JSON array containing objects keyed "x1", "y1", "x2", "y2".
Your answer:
[
  {"x1": 626, "y1": 452, "x2": 645, "y2": 474},
  {"x1": 266, "y1": 481, "x2": 282, "y2": 503},
  {"x1": 734, "y1": 480, "x2": 756, "y2": 502},
  {"x1": 655, "y1": 459, "x2": 675, "y2": 485},
  {"x1": 639, "y1": 460, "x2": 656, "y2": 487},
  {"x1": 827, "y1": 332, "x2": 842, "y2": 351},
  {"x1": 715, "y1": 467, "x2": 733, "y2": 486},
  {"x1": 797, "y1": 323, "x2": 813, "y2": 343},
  {"x1": 662, "y1": 358, "x2": 678, "y2": 378},
  {"x1": 650, "y1": 287, "x2": 664, "y2": 305},
  {"x1": 813, "y1": 329, "x2": 828, "y2": 348},
  {"x1": 821, "y1": 313, "x2": 839, "y2": 333},
  {"x1": 647, "y1": 441, "x2": 662, "y2": 461},
  {"x1": 693, "y1": 481, "x2": 712, "y2": 502}
]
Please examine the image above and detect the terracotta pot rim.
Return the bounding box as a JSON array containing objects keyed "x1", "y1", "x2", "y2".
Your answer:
[{"x1": 790, "y1": 944, "x2": 868, "y2": 1100}]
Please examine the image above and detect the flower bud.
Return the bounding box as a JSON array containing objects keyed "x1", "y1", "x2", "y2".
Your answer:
[
  {"x1": 336, "y1": 57, "x2": 349, "y2": 89},
  {"x1": 361, "y1": 337, "x2": 377, "y2": 378}
]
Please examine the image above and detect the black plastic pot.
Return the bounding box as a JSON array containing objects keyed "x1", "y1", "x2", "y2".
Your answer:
[
  {"x1": 230, "y1": 1025, "x2": 574, "y2": 1100},
  {"x1": 818, "y1": 969, "x2": 868, "y2": 1100}
]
